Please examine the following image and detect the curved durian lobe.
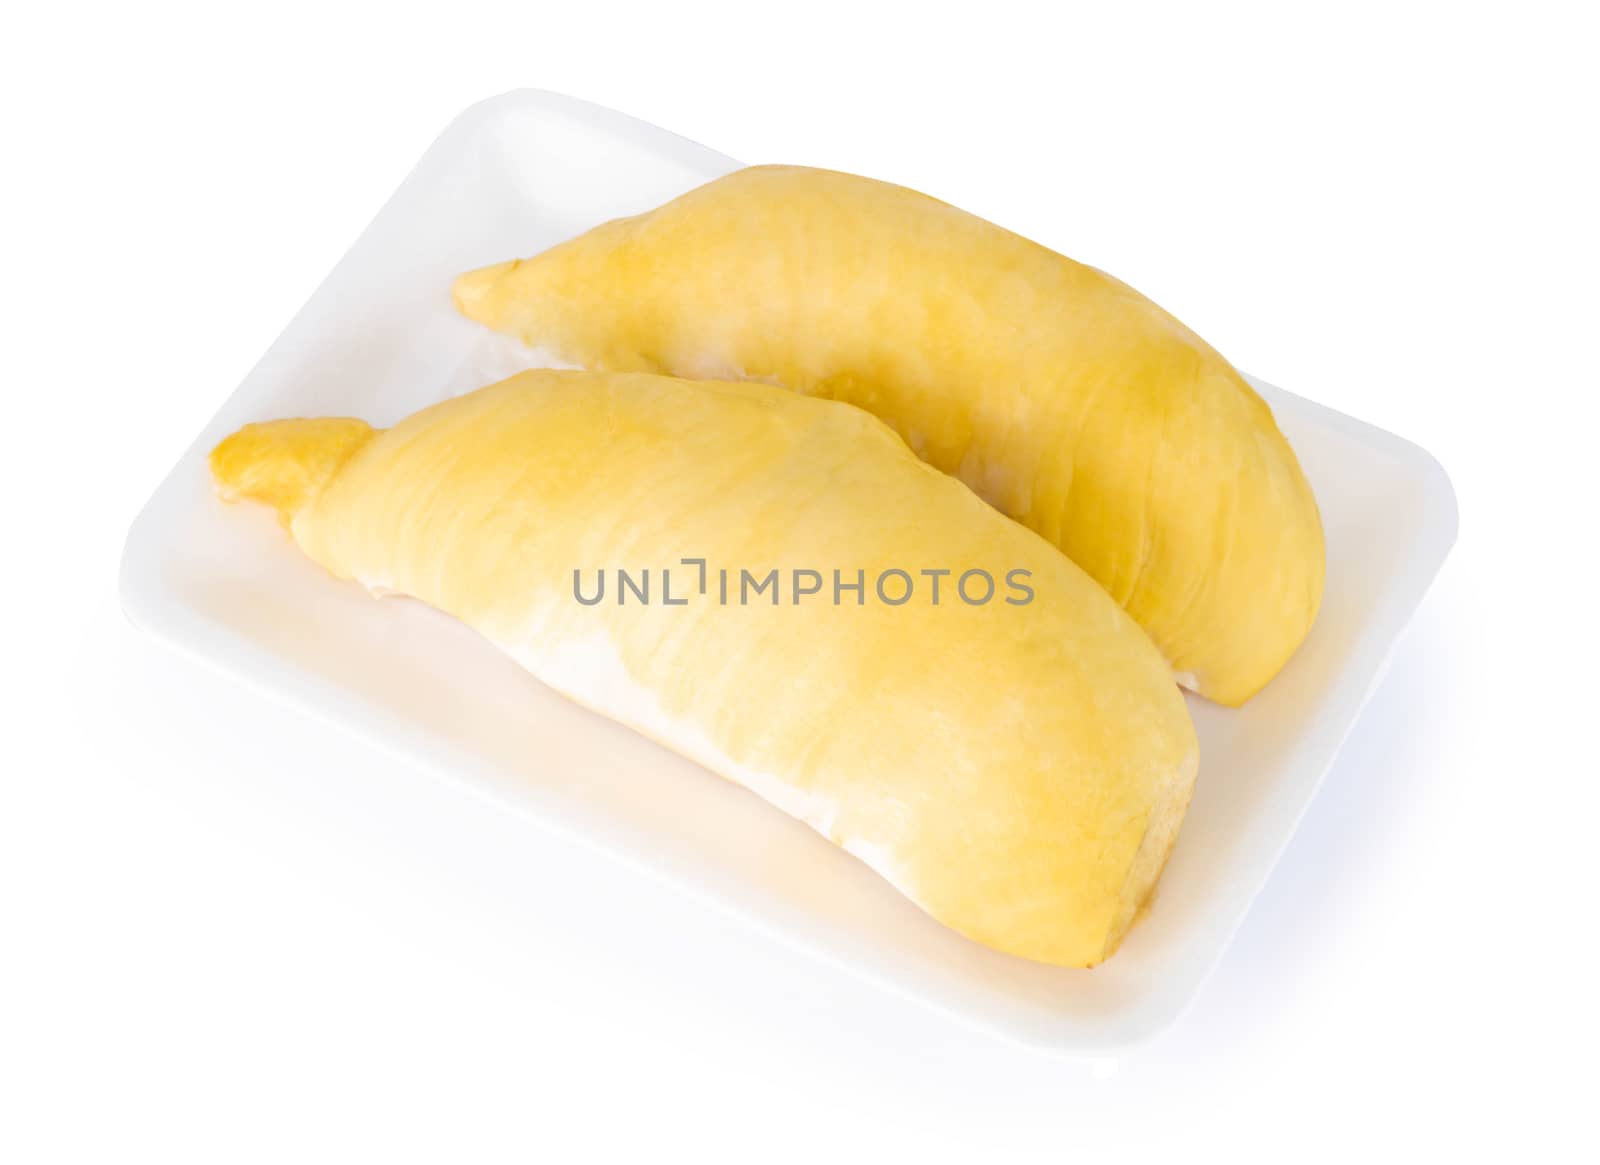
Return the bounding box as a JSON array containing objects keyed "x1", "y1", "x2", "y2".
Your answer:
[
  {"x1": 211, "y1": 370, "x2": 1198, "y2": 968},
  {"x1": 453, "y1": 166, "x2": 1325, "y2": 706}
]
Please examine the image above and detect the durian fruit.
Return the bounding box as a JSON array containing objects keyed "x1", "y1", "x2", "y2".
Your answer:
[
  {"x1": 212, "y1": 369, "x2": 1198, "y2": 967},
  {"x1": 454, "y1": 166, "x2": 1325, "y2": 705}
]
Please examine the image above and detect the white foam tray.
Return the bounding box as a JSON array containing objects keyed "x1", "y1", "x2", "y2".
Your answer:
[{"x1": 119, "y1": 90, "x2": 1457, "y2": 1053}]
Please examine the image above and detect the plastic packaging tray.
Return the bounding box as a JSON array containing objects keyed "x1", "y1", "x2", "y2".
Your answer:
[{"x1": 119, "y1": 90, "x2": 1458, "y2": 1052}]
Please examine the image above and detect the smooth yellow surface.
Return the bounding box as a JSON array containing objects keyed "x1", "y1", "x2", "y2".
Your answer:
[
  {"x1": 454, "y1": 165, "x2": 1325, "y2": 705},
  {"x1": 210, "y1": 370, "x2": 1198, "y2": 967}
]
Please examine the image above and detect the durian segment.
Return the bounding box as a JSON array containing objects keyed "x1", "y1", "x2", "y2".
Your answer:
[
  {"x1": 211, "y1": 370, "x2": 1198, "y2": 967},
  {"x1": 454, "y1": 166, "x2": 1325, "y2": 705}
]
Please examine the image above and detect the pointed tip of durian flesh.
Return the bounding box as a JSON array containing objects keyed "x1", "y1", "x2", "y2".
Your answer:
[
  {"x1": 451, "y1": 259, "x2": 520, "y2": 322},
  {"x1": 209, "y1": 417, "x2": 374, "y2": 526}
]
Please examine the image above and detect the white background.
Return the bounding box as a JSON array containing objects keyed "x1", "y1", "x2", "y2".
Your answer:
[{"x1": 4, "y1": 2, "x2": 1595, "y2": 1160}]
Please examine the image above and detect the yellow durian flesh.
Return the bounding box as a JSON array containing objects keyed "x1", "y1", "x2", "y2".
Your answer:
[
  {"x1": 210, "y1": 370, "x2": 1198, "y2": 968},
  {"x1": 454, "y1": 165, "x2": 1325, "y2": 706}
]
